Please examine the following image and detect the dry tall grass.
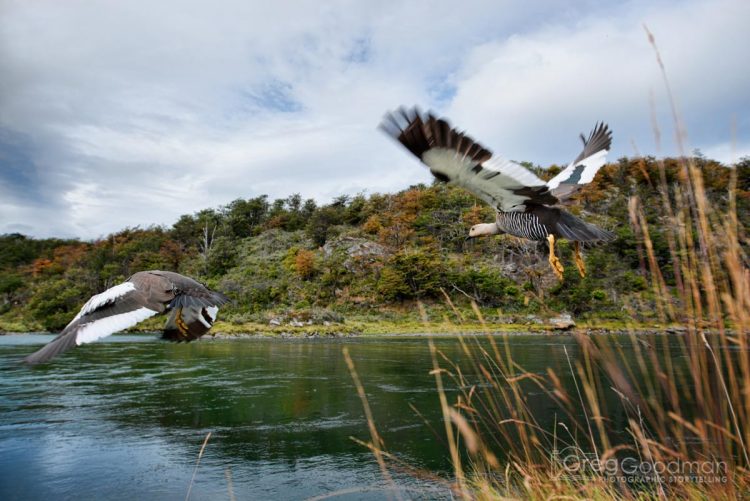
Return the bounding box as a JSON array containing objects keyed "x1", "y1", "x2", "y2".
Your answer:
[{"x1": 346, "y1": 29, "x2": 749, "y2": 499}]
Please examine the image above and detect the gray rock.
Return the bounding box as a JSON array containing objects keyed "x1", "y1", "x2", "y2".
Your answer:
[
  {"x1": 549, "y1": 313, "x2": 576, "y2": 330},
  {"x1": 322, "y1": 236, "x2": 388, "y2": 272},
  {"x1": 525, "y1": 315, "x2": 543, "y2": 325}
]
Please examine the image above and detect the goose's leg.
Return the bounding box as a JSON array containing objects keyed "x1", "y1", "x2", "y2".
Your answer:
[
  {"x1": 547, "y1": 234, "x2": 564, "y2": 280},
  {"x1": 573, "y1": 241, "x2": 586, "y2": 278}
]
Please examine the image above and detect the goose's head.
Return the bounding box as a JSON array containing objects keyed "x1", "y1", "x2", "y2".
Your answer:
[{"x1": 467, "y1": 223, "x2": 501, "y2": 239}]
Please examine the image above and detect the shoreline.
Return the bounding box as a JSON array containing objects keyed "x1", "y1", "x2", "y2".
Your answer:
[{"x1": 2, "y1": 322, "x2": 699, "y2": 339}]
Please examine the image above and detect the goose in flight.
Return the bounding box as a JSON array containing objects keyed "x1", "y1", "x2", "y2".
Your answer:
[
  {"x1": 380, "y1": 107, "x2": 615, "y2": 279},
  {"x1": 23, "y1": 270, "x2": 229, "y2": 365}
]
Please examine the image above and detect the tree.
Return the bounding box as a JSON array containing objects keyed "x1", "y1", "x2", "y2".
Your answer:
[
  {"x1": 306, "y1": 206, "x2": 343, "y2": 246},
  {"x1": 377, "y1": 266, "x2": 410, "y2": 301},
  {"x1": 204, "y1": 236, "x2": 238, "y2": 277},
  {"x1": 225, "y1": 196, "x2": 269, "y2": 237},
  {"x1": 294, "y1": 249, "x2": 316, "y2": 279}
]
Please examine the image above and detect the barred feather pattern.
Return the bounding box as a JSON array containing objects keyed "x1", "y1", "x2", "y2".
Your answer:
[{"x1": 496, "y1": 211, "x2": 550, "y2": 241}]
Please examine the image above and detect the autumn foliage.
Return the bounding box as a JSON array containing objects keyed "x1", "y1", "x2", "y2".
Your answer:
[{"x1": 0, "y1": 156, "x2": 747, "y2": 330}]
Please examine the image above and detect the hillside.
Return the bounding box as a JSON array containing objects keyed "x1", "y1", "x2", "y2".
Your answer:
[{"x1": 1, "y1": 156, "x2": 748, "y2": 333}]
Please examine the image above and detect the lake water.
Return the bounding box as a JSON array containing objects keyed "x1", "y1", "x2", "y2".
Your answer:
[{"x1": 0, "y1": 333, "x2": 683, "y2": 500}]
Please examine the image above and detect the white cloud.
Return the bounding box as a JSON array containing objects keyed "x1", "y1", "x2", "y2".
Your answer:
[
  {"x1": 446, "y1": 0, "x2": 750, "y2": 164},
  {"x1": 0, "y1": 0, "x2": 747, "y2": 238},
  {"x1": 702, "y1": 142, "x2": 750, "y2": 166}
]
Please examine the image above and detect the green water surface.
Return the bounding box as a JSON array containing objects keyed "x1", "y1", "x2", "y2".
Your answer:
[{"x1": 0, "y1": 333, "x2": 686, "y2": 500}]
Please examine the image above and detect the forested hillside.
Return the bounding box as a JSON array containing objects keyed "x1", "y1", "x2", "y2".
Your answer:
[{"x1": 1, "y1": 156, "x2": 748, "y2": 332}]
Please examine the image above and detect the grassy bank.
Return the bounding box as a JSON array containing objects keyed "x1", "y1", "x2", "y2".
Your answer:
[{"x1": 0, "y1": 304, "x2": 678, "y2": 337}]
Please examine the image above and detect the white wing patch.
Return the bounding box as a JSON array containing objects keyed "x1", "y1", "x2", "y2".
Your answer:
[
  {"x1": 75, "y1": 307, "x2": 158, "y2": 345},
  {"x1": 483, "y1": 156, "x2": 546, "y2": 187},
  {"x1": 547, "y1": 149, "x2": 608, "y2": 189},
  {"x1": 73, "y1": 282, "x2": 136, "y2": 321},
  {"x1": 197, "y1": 306, "x2": 219, "y2": 328},
  {"x1": 204, "y1": 306, "x2": 218, "y2": 325},
  {"x1": 421, "y1": 147, "x2": 473, "y2": 172},
  {"x1": 422, "y1": 148, "x2": 540, "y2": 212}
]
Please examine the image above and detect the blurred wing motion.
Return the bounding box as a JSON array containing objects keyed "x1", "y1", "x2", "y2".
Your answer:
[
  {"x1": 23, "y1": 271, "x2": 229, "y2": 365},
  {"x1": 380, "y1": 107, "x2": 558, "y2": 212},
  {"x1": 546, "y1": 122, "x2": 612, "y2": 201}
]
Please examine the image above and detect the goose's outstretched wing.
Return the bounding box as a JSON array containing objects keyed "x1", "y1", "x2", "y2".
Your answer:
[
  {"x1": 381, "y1": 107, "x2": 558, "y2": 212},
  {"x1": 546, "y1": 122, "x2": 612, "y2": 201},
  {"x1": 22, "y1": 281, "x2": 161, "y2": 365}
]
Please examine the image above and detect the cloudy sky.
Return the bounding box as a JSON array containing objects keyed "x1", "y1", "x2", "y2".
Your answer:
[{"x1": 1, "y1": 0, "x2": 748, "y2": 239}]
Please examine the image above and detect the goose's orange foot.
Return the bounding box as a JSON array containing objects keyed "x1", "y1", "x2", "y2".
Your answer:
[
  {"x1": 574, "y1": 241, "x2": 586, "y2": 278},
  {"x1": 547, "y1": 234, "x2": 564, "y2": 281}
]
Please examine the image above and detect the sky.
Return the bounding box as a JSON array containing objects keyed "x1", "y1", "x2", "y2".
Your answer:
[{"x1": 1, "y1": 0, "x2": 748, "y2": 239}]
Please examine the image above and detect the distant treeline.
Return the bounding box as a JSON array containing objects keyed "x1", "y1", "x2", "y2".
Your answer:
[{"x1": 1, "y1": 156, "x2": 748, "y2": 331}]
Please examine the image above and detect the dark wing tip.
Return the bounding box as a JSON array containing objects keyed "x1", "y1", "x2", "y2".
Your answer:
[
  {"x1": 382, "y1": 105, "x2": 494, "y2": 163},
  {"x1": 378, "y1": 106, "x2": 423, "y2": 137},
  {"x1": 22, "y1": 330, "x2": 79, "y2": 365},
  {"x1": 379, "y1": 106, "x2": 433, "y2": 159},
  {"x1": 586, "y1": 122, "x2": 612, "y2": 151},
  {"x1": 572, "y1": 122, "x2": 612, "y2": 165}
]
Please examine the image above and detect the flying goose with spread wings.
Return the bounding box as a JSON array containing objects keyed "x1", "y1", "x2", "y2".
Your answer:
[
  {"x1": 380, "y1": 107, "x2": 615, "y2": 279},
  {"x1": 23, "y1": 270, "x2": 229, "y2": 365}
]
